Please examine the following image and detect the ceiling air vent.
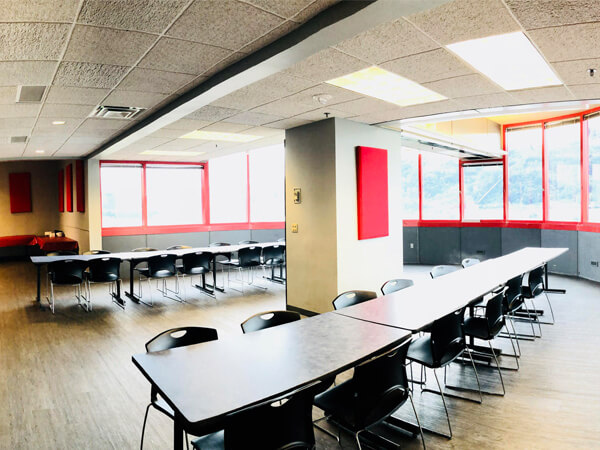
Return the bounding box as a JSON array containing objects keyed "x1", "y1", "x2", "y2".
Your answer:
[
  {"x1": 16, "y1": 86, "x2": 46, "y2": 103},
  {"x1": 90, "y1": 105, "x2": 145, "y2": 120},
  {"x1": 10, "y1": 136, "x2": 28, "y2": 144}
]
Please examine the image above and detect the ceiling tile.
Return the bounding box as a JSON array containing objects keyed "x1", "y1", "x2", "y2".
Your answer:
[
  {"x1": 185, "y1": 105, "x2": 240, "y2": 122},
  {"x1": 1, "y1": 0, "x2": 80, "y2": 22},
  {"x1": 327, "y1": 97, "x2": 400, "y2": 116},
  {"x1": 60, "y1": 135, "x2": 106, "y2": 145},
  {"x1": 242, "y1": 0, "x2": 313, "y2": 18},
  {"x1": 201, "y1": 122, "x2": 253, "y2": 133},
  {"x1": 54, "y1": 62, "x2": 129, "y2": 88},
  {"x1": 102, "y1": 90, "x2": 167, "y2": 109},
  {"x1": 117, "y1": 68, "x2": 195, "y2": 94},
  {"x1": 0, "y1": 104, "x2": 40, "y2": 118},
  {"x1": 45, "y1": 86, "x2": 110, "y2": 105},
  {"x1": 34, "y1": 118, "x2": 84, "y2": 135},
  {"x1": 334, "y1": 19, "x2": 438, "y2": 64},
  {"x1": 569, "y1": 84, "x2": 600, "y2": 100},
  {"x1": 200, "y1": 52, "x2": 246, "y2": 79},
  {"x1": 119, "y1": 136, "x2": 173, "y2": 150},
  {"x1": 553, "y1": 59, "x2": 600, "y2": 85},
  {"x1": 509, "y1": 86, "x2": 575, "y2": 104},
  {"x1": 454, "y1": 92, "x2": 517, "y2": 109},
  {"x1": 0, "y1": 128, "x2": 31, "y2": 138},
  {"x1": 138, "y1": 37, "x2": 232, "y2": 75},
  {"x1": 77, "y1": 118, "x2": 128, "y2": 131},
  {"x1": 78, "y1": 0, "x2": 190, "y2": 33},
  {"x1": 0, "y1": 87, "x2": 17, "y2": 104},
  {"x1": 149, "y1": 128, "x2": 188, "y2": 139},
  {"x1": 39, "y1": 103, "x2": 95, "y2": 119},
  {"x1": 529, "y1": 23, "x2": 600, "y2": 62},
  {"x1": 251, "y1": 97, "x2": 319, "y2": 117},
  {"x1": 0, "y1": 23, "x2": 71, "y2": 61},
  {"x1": 293, "y1": 107, "x2": 354, "y2": 121},
  {"x1": 381, "y1": 48, "x2": 473, "y2": 84},
  {"x1": 150, "y1": 139, "x2": 202, "y2": 151},
  {"x1": 0, "y1": 143, "x2": 26, "y2": 158},
  {"x1": 53, "y1": 143, "x2": 93, "y2": 156},
  {"x1": 283, "y1": 83, "x2": 362, "y2": 107},
  {"x1": 408, "y1": 0, "x2": 520, "y2": 45},
  {"x1": 0, "y1": 61, "x2": 57, "y2": 86},
  {"x1": 0, "y1": 117, "x2": 36, "y2": 129},
  {"x1": 283, "y1": 48, "x2": 369, "y2": 82},
  {"x1": 423, "y1": 74, "x2": 502, "y2": 98},
  {"x1": 504, "y1": 0, "x2": 600, "y2": 30},
  {"x1": 390, "y1": 99, "x2": 464, "y2": 120},
  {"x1": 71, "y1": 127, "x2": 119, "y2": 139},
  {"x1": 25, "y1": 136, "x2": 67, "y2": 153},
  {"x1": 223, "y1": 111, "x2": 284, "y2": 126},
  {"x1": 211, "y1": 73, "x2": 316, "y2": 110},
  {"x1": 164, "y1": 118, "x2": 212, "y2": 130},
  {"x1": 167, "y1": 0, "x2": 284, "y2": 51},
  {"x1": 347, "y1": 109, "x2": 407, "y2": 125},
  {"x1": 238, "y1": 20, "x2": 299, "y2": 55},
  {"x1": 290, "y1": 0, "x2": 339, "y2": 23},
  {"x1": 263, "y1": 117, "x2": 313, "y2": 129},
  {"x1": 64, "y1": 25, "x2": 157, "y2": 66}
]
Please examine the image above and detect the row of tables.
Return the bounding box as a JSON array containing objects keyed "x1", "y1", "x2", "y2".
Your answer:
[
  {"x1": 30, "y1": 242, "x2": 282, "y2": 308},
  {"x1": 132, "y1": 247, "x2": 567, "y2": 449}
]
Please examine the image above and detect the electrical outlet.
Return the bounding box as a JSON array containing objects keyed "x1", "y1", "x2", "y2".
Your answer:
[
  {"x1": 410, "y1": 243, "x2": 414, "y2": 249},
  {"x1": 591, "y1": 261, "x2": 598, "y2": 267},
  {"x1": 291, "y1": 224, "x2": 298, "y2": 233}
]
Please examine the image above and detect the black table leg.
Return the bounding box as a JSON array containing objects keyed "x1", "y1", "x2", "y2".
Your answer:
[
  {"x1": 111, "y1": 279, "x2": 126, "y2": 308},
  {"x1": 36, "y1": 264, "x2": 41, "y2": 302},
  {"x1": 544, "y1": 263, "x2": 566, "y2": 294},
  {"x1": 173, "y1": 420, "x2": 184, "y2": 449},
  {"x1": 125, "y1": 260, "x2": 141, "y2": 303},
  {"x1": 205, "y1": 255, "x2": 225, "y2": 293}
]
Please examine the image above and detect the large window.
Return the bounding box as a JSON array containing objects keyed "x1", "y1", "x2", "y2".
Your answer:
[
  {"x1": 209, "y1": 153, "x2": 248, "y2": 223},
  {"x1": 588, "y1": 113, "x2": 600, "y2": 222},
  {"x1": 401, "y1": 150, "x2": 419, "y2": 219},
  {"x1": 146, "y1": 165, "x2": 203, "y2": 226},
  {"x1": 506, "y1": 125, "x2": 543, "y2": 220},
  {"x1": 101, "y1": 164, "x2": 143, "y2": 227},
  {"x1": 545, "y1": 119, "x2": 581, "y2": 222},
  {"x1": 249, "y1": 145, "x2": 284, "y2": 222},
  {"x1": 421, "y1": 152, "x2": 459, "y2": 220},
  {"x1": 463, "y1": 163, "x2": 503, "y2": 220}
]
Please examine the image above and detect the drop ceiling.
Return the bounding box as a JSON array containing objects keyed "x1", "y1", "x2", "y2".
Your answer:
[{"x1": 3, "y1": 0, "x2": 600, "y2": 161}]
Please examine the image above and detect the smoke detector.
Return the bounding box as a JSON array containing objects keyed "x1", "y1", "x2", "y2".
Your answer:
[
  {"x1": 90, "y1": 105, "x2": 145, "y2": 119},
  {"x1": 16, "y1": 86, "x2": 46, "y2": 103},
  {"x1": 10, "y1": 136, "x2": 28, "y2": 144},
  {"x1": 313, "y1": 94, "x2": 333, "y2": 105}
]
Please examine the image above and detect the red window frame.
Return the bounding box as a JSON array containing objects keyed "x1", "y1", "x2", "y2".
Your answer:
[
  {"x1": 403, "y1": 105, "x2": 600, "y2": 233},
  {"x1": 100, "y1": 159, "x2": 284, "y2": 236}
]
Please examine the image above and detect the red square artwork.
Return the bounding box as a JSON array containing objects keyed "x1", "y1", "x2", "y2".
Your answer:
[
  {"x1": 9, "y1": 172, "x2": 32, "y2": 213},
  {"x1": 76, "y1": 160, "x2": 85, "y2": 212},
  {"x1": 66, "y1": 164, "x2": 73, "y2": 212},
  {"x1": 58, "y1": 169, "x2": 64, "y2": 212},
  {"x1": 356, "y1": 146, "x2": 389, "y2": 240}
]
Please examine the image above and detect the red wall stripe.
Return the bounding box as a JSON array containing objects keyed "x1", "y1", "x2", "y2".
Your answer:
[
  {"x1": 9, "y1": 172, "x2": 32, "y2": 213},
  {"x1": 58, "y1": 169, "x2": 64, "y2": 212},
  {"x1": 76, "y1": 160, "x2": 85, "y2": 213},
  {"x1": 66, "y1": 164, "x2": 73, "y2": 212},
  {"x1": 356, "y1": 146, "x2": 389, "y2": 240}
]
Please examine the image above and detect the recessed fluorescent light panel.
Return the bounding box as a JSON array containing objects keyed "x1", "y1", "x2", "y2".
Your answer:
[
  {"x1": 180, "y1": 130, "x2": 262, "y2": 142},
  {"x1": 326, "y1": 66, "x2": 446, "y2": 106},
  {"x1": 140, "y1": 150, "x2": 205, "y2": 156},
  {"x1": 447, "y1": 32, "x2": 562, "y2": 90}
]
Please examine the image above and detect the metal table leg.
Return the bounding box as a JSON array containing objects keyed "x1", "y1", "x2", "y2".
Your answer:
[
  {"x1": 544, "y1": 263, "x2": 566, "y2": 294},
  {"x1": 125, "y1": 260, "x2": 141, "y2": 303},
  {"x1": 35, "y1": 264, "x2": 41, "y2": 302}
]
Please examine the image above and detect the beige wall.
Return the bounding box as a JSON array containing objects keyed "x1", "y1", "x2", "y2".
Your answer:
[
  {"x1": 417, "y1": 118, "x2": 502, "y2": 150},
  {"x1": 86, "y1": 160, "x2": 102, "y2": 251},
  {"x1": 57, "y1": 160, "x2": 90, "y2": 253},
  {"x1": 0, "y1": 160, "x2": 59, "y2": 236}
]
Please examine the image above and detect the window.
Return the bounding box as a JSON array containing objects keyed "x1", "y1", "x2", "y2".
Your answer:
[
  {"x1": 249, "y1": 145, "x2": 285, "y2": 222},
  {"x1": 101, "y1": 164, "x2": 143, "y2": 228},
  {"x1": 545, "y1": 119, "x2": 580, "y2": 221},
  {"x1": 421, "y1": 152, "x2": 459, "y2": 220},
  {"x1": 401, "y1": 150, "x2": 419, "y2": 219},
  {"x1": 588, "y1": 113, "x2": 600, "y2": 222},
  {"x1": 209, "y1": 153, "x2": 248, "y2": 223},
  {"x1": 463, "y1": 163, "x2": 503, "y2": 220},
  {"x1": 146, "y1": 165, "x2": 203, "y2": 226},
  {"x1": 506, "y1": 125, "x2": 543, "y2": 220}
]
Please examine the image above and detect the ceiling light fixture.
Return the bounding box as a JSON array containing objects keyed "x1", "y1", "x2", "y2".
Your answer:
[
  {"x1": 179, "y1": 130, "x2": 262, "y2": 142},
  {"x1": 35, "y1": 150, "x2": 45, "y2": 154},
  {"x1": 447, "y1": 32, "x2": 562, "y2": 90},
  {"x1": 140, "y1": 150, "x2": 206, "y2": 156},
  {"x1": 52, "y1": 120, "x2": 66, "y2": 125},
  {"x1": 326, "y1": 66, "x2": 446, "y2": 106},
  {"x1": 313, "y1": 94, "x2": 333, "y2": 105}
]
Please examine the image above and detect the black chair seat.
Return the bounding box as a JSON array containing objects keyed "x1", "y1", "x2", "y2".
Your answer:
[
  {"x1": 463, "y1": 317, "x2": 490, "y2": 340},
  {"x1": 192, "y1": 430, "x2": 224, "y2": 450},
  {"x1": 521, "y1": 285, "x2": 543, "y2": 298},
  {"x1": 53, "y1": 274, "x2": 83, "y2": 285},
  {"x1": 151, "y1": 269, "x2": 175, "y2": 278},
  {"x1": 87, "y1": 272, "x2": 119, "y2": 283},
  {"x1": 407, "y1": 335, "x2": 464, "y2": 368},
  {"x1": 263, "y1": 258, "x2": 284, "y2": 266},
  {"x1": 223, "y1": 259, "x2": 261, "y2": 268},
  {"x1": 182, "y1": 266, "x2": 210, "y2": 275}
]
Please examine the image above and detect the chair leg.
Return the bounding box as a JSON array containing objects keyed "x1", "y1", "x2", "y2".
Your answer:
[
  {"x1": 408, "y1": 392, "x2": 427, "y2": 450},
  {"x1": 543, "y1": 292, "x2": 556, "y2": 324},
  {"x1": 488, "y1": 341, "x2": 506, "y2": 396},
  {"x1": 505, "y1": 323, "x2": 520, "y2": 369},
  {"x1": 433, "y1": 370, "x2": 452, "y2": 439},
  {"x1": 509, "y1": 318, "x2": 522, "y2": 355},
  {"x1": 140, "y1": 403, "x2": 152, "y2": 450},
  {"x1": 313, "y1": 416, "x2": 340, "y2": 443},
  {"x1": 465, "y1": 346, "x2": 483, "y2": 403},
  {"x1": 354, "y1": 429, "x2": 364, "y2": 450},
  {"x1": 49, "y1": 280, "x2": 55, "y2": 314},
  {"x1": 530, "y1": 299, "x2": 543, "y2": 336}
]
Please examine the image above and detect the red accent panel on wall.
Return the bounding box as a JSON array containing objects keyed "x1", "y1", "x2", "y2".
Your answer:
[
  {"x1": 9, "y1": 172, "x2": 32, "y2": 213},
  {"x1": 66, "y1": 164, "x2": 73, "y2": 212},
  {"x1": 356, "y1": 146, "x2": 389, "y2": 240},
  {"x1": 58, "y1": 169, "x2": 64, "y2": 212},
  {"x1": 76, "y1": 160, "x2": 85, "y2": 212}
]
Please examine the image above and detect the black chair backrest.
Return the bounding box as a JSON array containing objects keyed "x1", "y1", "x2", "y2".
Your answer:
[
  {"x1": 46, "y1": 250, "x2": 77, "y2": 256},
  {"x1": 147, "y1": 254, "x2": 177, "y2": 277},
  {"x1": 430, "y1": 308, "x2": 466, "y2": 367},
  {"x1": 210, "y1": 242, "x2": 230, "y2": 247},
  {"x1": 381, "y1": 278, "x2": 414, "y2": 295},
  {"x1": 241, "y1": 310, "x2": 301, "y2": 334},
  {"x1": 132, "y1": 247, "x2": 157, "y2": 252},
  {"x1": 262, "y1": 245, "x2": 285, "y2": 264},
  {"x1": 238, "y1": 246, "x2": 262, "y2": 267},
  {"x1": 430, "y1": 265, "x2": 459, "y2": 278},
  {"x1": 461, "y1": 258, "x2": 480, "y2": 268},
  {"x1": 504, "y1": 274, "x2": 523, "y2": 313},
  {"x1": 527, "y1": 266, "x2": 545, "y2": 296},
  {"x1": 166, "y1": 245, "x2": 191, "y2": 250},
  {"x1": 181, "y1": 251, "x2": 212, "y2": 274},
  {"x1": 332, "y1": 290, "x2": 377, "y2": 310},
  {"x1": 83, "y1": 249, "x2": 110, "y2": 255},
  {"x1": 48, "y1": 259, "x2": 88, "y2": 284},
  {"x1": 239, "y1": 240, "x2": 258, "y2": 244},
  {"x1": 145, "y1": 326, "x2": 218, "y2": 352},
  {"x1": 485, "y1": 291, "x2": 505, "y2": 337},
  {"x1": 87, "y1": 257, "x2": 121, "y2": 282}
]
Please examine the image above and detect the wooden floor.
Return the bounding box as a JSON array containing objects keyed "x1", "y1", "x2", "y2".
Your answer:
[{"x1": 0, "y1": 261, "x2": 599, "y2": 449}]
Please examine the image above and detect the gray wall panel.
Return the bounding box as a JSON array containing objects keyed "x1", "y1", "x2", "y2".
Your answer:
[
  {"x1": 209, "y1": 229, "x2": 251, "y2": 245},
  {"x1": 501, "y1": 228, "x2": 541, "y2": 254},
  {"x1": 419, "y1": 227, "x2": 461, "y2": 264},
  {"x1": 577, "y1": 231, "x2": 600, "y2": 282},
  {"x1": 541, "y1": 229, "x2": 578, "y2": 275},
  {"x1": 251, "y1": 229, "x2": 285, "y2": 242},
  {"x1": 460, "y1": 227, "x2": 502, "y2": 261},
  {"x1": 403, "y1": 227, "x2": 419, "y2": 263},
  {"x1": 102, "y1": 235, "x2": 147, "y2": 253},
  {"x1": 147, "y1": 232, "x2": 209, "y2": 250}
]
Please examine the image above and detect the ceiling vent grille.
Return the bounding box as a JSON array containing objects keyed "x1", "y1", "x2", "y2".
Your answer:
[
  {"x1": 10, "y1": 136, "x2": 28, "y2": 144},
  {"x1": 90, "y1": 105, "x2": 145, "y2": 120},
  {"x1": 16, "y1": 86, "x2": 46, "y2": 103}
]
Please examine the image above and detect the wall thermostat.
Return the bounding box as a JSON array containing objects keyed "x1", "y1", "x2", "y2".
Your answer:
[{"x1": 293, "y1": 188, "x2": 301, "y2": 204}]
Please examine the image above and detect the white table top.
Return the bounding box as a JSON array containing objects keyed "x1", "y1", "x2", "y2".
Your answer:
[{"x1": 334, "y1": 247, "x2": 567, "y2": 332}]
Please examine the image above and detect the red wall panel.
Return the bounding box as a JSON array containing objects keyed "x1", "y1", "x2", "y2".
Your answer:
[
  {"x1": 76, "y1": 160, "x2": 85, "y2": 212},
  {"x1": 8, "y1": 172, "x2": 32, "y2": 213},
  {"x1": 58, "y1": 169, "x2": 64, "y2": 212},
  {"x1": 356, "y1": 146, "x2": 389, "y2": 240},
  {"x1": 66, "y1": 164, "x2": 73, "y2": 212}
]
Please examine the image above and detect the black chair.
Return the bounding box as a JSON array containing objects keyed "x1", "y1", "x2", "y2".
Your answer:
[
  {"x1": 461, "y1": 258, "x2": 480, "y2": 268},
  {"x1": 86, "y1": 257, "x2": 122, "y2": 310},
  {"x1": 381, "y1": 279, "x2": 414, "y2": 295},
  {"x1": 332, "y1": 290, "x2": 377, "y2": 310},
  {"x1": 241, "y1": 310, "x2": 300, "y2": 333},
  {"x1": 261, "y1": 244, "x2": 285, "y2": 283},
  {"x1": 141, "y1": 327, "x2": 219, "y2": 450},
  {"x1": 179, "y1": 251, "x2": 214, "y2": 298},
  {"x1": 209, "y1": 243, "x2": 231, "y2": 290},
  {"x1": 522, "y1": 266, "x2": 554, "y2": 327},
  {"x1": 238, "y1": 240, "x2": 258, "y2": 244},
  {"x1": 314, "y1": 340, "x2": 425, "y2": 449},
  {"x1": 498, "y1": 274, "x2": 538, "y2": 347},
  {"x1": 192, "y1": 378, "x2": 331, "y2": 450},
  {"x1": 46, "y1": 250, "x2": 78, "y2": 256},
  {"x1": 166, "y1": 245, "x2": 191, "y2": 250},
  {"x1": 83, "y1": 250, "x2": 111, "y2": 255},
  {"x1": 138, "y1": 254, "x2": 180, "y2": 306},
  {"x1": 406, "y1": 308, "x2": 482, "y2": 438},
  {"x1": 222, "y1": 246, "x2": 266, "y2": 293},
  {"x1": 430, "y1": 265, "x2": 459, "y2": 279},
  {"x1": 131, "y1": 247, "x2": 158, "y2": 280},
  {"x1": 46, "y1": 259, "x2": 89, "y2": 313}
]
